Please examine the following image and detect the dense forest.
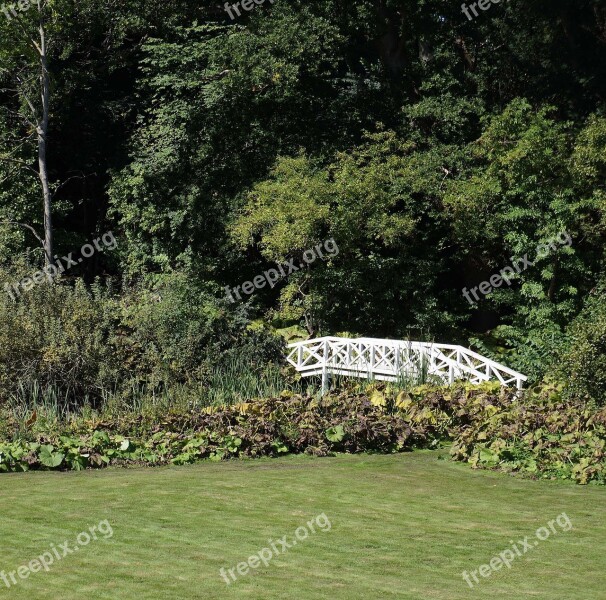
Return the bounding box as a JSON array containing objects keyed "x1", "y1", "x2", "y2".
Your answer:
[{"x1": 1, "y1": 0, "x2": 605, "y2": 407}]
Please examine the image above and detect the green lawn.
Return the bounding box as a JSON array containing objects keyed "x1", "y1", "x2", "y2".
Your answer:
[{"x1": 0, "y1": 451, "x2": 604, "y2": 599}]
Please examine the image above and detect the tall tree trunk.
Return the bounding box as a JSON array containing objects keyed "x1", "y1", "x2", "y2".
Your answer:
[{"x1": 37, "y1": 4, "x2": 52, "y2": 266}]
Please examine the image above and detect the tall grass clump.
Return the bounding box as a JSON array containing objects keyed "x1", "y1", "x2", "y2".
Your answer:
[{"x1": 205, "y1": 356, "x2": 303, "y2": 406}]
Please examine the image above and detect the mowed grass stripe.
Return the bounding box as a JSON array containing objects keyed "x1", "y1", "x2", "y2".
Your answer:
[{"x1": 0, "y1": 451, "x2": 604, "y2": 599}]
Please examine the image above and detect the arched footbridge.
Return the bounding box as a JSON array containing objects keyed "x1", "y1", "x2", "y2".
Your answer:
[{"x1": 286, "y1": 336, "x2": 527, "y2": 394}]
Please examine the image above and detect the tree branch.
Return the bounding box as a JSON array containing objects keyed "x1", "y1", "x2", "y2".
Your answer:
[{"x1": 0, "y1": 220, "x2": 45, "y2": 247}]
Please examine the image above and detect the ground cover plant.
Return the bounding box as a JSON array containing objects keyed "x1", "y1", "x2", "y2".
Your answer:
[
  {"x1": 450, "y1": 390, "x2": 606, "y2": 484},
  {"x1": 2, "y1": 382, "x2": 605, "y2": 485}
]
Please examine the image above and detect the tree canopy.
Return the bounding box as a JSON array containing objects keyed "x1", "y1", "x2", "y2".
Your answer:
[{"x1": 1, "y1": 0, "x2": 605, "y2": 393}]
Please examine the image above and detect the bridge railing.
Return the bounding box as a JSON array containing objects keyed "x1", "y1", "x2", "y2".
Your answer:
[{"x1": 286, "y1": 336, "x2": 527, "y2": 394}]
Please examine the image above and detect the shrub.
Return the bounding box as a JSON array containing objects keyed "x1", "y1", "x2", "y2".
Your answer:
[
  {"x1": 0, "y1": 268, "x2": 286, "y2": 410},
  {"x1": 556, "y1": 284, "x2": 606, "y2": 404},
  {"x1": 0, "y1": 269, "x2": 114, "y2": 406}
]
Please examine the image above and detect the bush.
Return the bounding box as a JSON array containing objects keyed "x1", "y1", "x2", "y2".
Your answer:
[
  {"x1": 556, "y1": 285, "x2": 606, "y2": 404},
  {"x1": 0, "y1": 268, "x2": 285, "y2": 409},
  {"x1": 109, "y1": 272, "x2": 285, "y2": 391},
  {"x1": 0, "y1": 268, "x2": 114, "y2": 406}
]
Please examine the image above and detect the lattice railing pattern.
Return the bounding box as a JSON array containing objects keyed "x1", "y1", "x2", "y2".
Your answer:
[{"x1": 286, "y1": 336, "x2": 527, "y2": 394}]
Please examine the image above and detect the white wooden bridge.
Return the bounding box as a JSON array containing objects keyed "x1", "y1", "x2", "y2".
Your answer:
[{"x1": 286, "y1": 336, "x2": 527, "y2": 394}]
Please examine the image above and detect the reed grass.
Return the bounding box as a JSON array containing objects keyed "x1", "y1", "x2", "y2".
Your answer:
[{"x1": 1, "y1": 356, "x2": 309, "y2": 428}]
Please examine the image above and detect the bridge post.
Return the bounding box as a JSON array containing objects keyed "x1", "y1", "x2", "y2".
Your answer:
[
  {"x1": 395, "y1": 343, "x2": 401, "y2": 379},
  {"x1": 321, "y1": 339, "x2": 329, "y2": 395},
  {"x1": 450, "y1": 349, "x2": 461, "y2": 383}
]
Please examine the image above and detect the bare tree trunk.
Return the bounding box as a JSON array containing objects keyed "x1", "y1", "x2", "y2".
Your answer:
[
  {"x1": 0, "y1": 2, "x2": 54, "y2": 264},
  {"x1": 37, "y1": 2, "x2": 52, "y2": 266}
]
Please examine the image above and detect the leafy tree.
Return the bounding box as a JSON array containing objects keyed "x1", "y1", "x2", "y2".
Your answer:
[
  {"x1": 0, "y1": 0, "x2": 67, "y2": 264},
  {"x1": 232, "y1": 130, "x2": 462, "y2": 337},
  {"x1": 444, "y1": 101, "x2": 605, "y2": 377}
]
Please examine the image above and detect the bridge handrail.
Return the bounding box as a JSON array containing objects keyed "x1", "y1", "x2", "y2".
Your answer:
[
  {"x1": 286, "y1": 336, "x2": 527, "y2": 391},
  {"x1": 353, "y1": 337, "x2": 526, "y2": 380},
  {"x1": 287, "y1": 337, "x2": 526, "y2": 381}
]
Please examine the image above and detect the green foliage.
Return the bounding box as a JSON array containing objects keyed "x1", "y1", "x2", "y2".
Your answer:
[
  {"x1": 232, "y1": 154, "x2": 332, "y2": 260},
  {"x1": 38, "y1": 444, "x2": 65, "y2": 468},
  {"x1": 0, "y1": 268, "x2": 285, "y2": 408},
  {"x1": 204, "y1": 356, "x2": 296, "y2": 406},
  {"x1": 108, "y1": 8, "x2": 347, "y2": 275},
  {"x1": 0, "y1": 268, "x2": 114, "y2": 405},
  {"x1": 445, "y1": 104, "x2": 605, "y2": 379},
  {"x1": 1, "y1": 0, "x2": 606, "y2": 405},
  {"x1": 110, "y1": 272, "x2": 241, "y2": 387},
  {"x1": 232, "y1": 131, "x2": 458, "y2": 336},
  {"x1": 451, "y1": 386, "x2": 606, "y2": 485},
  {"x1": 2, "y1": 382, "x2": 605, "y2": 485},
  {"x1": 0, "y1": 391, "x2": 417, "y2": 471},
  {"x1": 325, "y1": 424, "x2": 345, "y2": 443},
  {"x1": 555, "y1": 284, "x2": 606, "y2": 404}
]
